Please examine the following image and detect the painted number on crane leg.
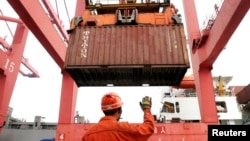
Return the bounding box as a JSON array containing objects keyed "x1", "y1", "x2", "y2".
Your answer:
[
  {"x1": 58, "y1": 133, "x2": 65, "y2": 140},
  {"x1": 4, "y1": 59, "x2": 15, "y2": 72}
]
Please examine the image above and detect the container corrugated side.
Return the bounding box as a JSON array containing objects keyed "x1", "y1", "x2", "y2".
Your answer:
[{"x1": 64, "y1": 24, "x2": 190, "y2": 86}]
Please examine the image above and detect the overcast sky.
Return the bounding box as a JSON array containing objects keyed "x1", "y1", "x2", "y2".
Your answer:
[{"x1": 1, "y1": 0, "x2": 250, "y2": 123}]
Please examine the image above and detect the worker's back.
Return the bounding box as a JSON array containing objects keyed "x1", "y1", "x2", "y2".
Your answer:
[{"x1": 82, "y1": 116, "x2": 154, "y2": 141}]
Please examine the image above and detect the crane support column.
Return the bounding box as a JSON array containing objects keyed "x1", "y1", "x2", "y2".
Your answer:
[
  {"x1": 183, "y1": 0, "x2": 250, "y2": 123},
  {"x1": 0, "y1": 23, "x2": 28, "y2": 132},
  {"x1": 182, "y1": 0, "x2": 218, "y2": 123},
  {"x1": 7, "y1": 0, "x2": 80, "y2": 125},
  {"x1": 57, "y1": 0, "x2": 85, "y2": 125},
  {"x1": 58, "y1": 71, "x2": 78, "y2": 123}
]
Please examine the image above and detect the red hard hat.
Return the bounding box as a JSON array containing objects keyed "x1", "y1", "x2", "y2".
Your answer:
[{"x1": 101, "y1": 92, "x2": 123, "y2": 111}]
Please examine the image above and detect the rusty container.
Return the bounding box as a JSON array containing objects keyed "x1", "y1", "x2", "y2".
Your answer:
[{"x1": 64, "y1": 24, "x2": 190, "y2": 86}]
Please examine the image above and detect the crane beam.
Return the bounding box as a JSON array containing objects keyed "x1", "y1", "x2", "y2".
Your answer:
[
  {"x1": 20, "y1": 57, "x2": 40, "y2": 77},
  {"x1": 41, "y1": 0, "x2": 69, "y2": 42},
  {"x1": 0, "y1": 15, "x2": 22, "y2": 24},
  {"x1": 200, "y1": 0, "x2": 250, "y2": 67},
  {"x1": 7, "y1": 0, "x2": 67, "y2": 69},
  {"x1": 183, "y1": 0, "x2": 249, "y2": 123}
]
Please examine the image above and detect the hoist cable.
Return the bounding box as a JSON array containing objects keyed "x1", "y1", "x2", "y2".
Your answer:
[
  {"x1": 0, "y1": 9, "x2": 14, "y2": 38},
  {"x1": 63, "y1": 0, "x2": 71, "y2": 24}
]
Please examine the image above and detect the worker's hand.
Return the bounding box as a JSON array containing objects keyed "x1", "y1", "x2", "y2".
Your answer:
[{"x1": 139, "y1": 96, "x2": 152, "y2": 110}]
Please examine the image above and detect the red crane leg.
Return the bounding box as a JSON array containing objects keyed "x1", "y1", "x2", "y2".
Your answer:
[
  {"x1": 0, "y1": 23, "x2": 28, "y2": 132},
  {"x1": 7, "y1": 0, "x2": 79, "y2": 125},
  {"x1": 195, "y1": 68, "x2": 218, "y2": 123},
  {"x1": 182, "y1": 0, "x2": 218, "y2": 124},
  {"x1": 58, "y1": 71, "x2": 78, "y2": 123},
  {"x1": 57, "y1": 0, "x2": 85, "y2": 126}
]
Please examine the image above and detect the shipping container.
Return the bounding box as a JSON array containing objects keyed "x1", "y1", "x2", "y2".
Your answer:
[
  {"x1": 236, "y1": 84, "x2": 250, "y2": 104},
  {"x1": 64, "y1": 24, "x2": 190, "y2": 86}
]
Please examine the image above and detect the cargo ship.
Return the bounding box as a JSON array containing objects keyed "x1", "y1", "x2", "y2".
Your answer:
[
  {"x1": 158, "y1": 76, "x2": 243, "y2": 125},
  {"x1": 0, "y1": 76, "x2": 245, "y2": 141}
]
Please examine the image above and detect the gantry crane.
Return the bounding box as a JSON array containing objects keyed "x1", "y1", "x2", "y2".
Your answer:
[
  {"x1": 0, "y1": 12, "x2": 39, "y2": 130},
  {"x1": 1, "y1": 0, "x2": 250, "y2": 141}
]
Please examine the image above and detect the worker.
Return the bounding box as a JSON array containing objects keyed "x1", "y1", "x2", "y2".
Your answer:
[{"x1": 81, "y1": 92, "x2": 155, "y2": 141}]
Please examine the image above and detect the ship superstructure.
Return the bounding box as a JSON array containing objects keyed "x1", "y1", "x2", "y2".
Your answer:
[{"x1": 159, "y1": 76, "x2": 243, "y2": 125}]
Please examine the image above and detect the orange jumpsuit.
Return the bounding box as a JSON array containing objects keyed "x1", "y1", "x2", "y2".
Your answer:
[{"x1": 82, "y1": 109, "x2": 155, "y2": 141}]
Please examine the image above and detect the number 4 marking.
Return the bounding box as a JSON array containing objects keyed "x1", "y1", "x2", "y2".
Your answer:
[{"x1": 58, "y1": 133, "x2": 65, "y2": 140}]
